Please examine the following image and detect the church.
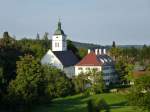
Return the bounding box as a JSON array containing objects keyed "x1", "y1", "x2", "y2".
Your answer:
[
  {"x1": 41, "y1": 20, "x2": 79, "y2": 77},
  {"x1": 41, "y1": 20, "x2": 118, "y2": 85}
]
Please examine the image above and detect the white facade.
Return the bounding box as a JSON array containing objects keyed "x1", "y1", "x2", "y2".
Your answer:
[
  {"x1": 64, "y1": 66, "x2": 75, "y2": 78},
  {"x1": 41, "y1": 49, "x2": 63, "y2": 70},
  {"x1": 41, "y1": 49, "x2": 75, "y2": 76},
  {"x1": 75, "y1": 65, "x2": 117, "y2": 85},
  {"x1": 75, "y1": 66, "x2": 102, "y2": 76},
  {"x1": 52, "y1": 34, "x2": 67, "y2": 51}
]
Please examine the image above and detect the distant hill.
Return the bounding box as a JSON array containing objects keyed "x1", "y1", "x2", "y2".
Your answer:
[
  {"x1": 42, "y1": 39, "x2": 144, "y2": 50},
  {"x1": 72, "y1": 41, "x2": 144, "y2": 49},
  {"x1": 72, "y1": 41, "x2": 105, "y2": 49},
  {"x1": 117, "y1": 45, "x2": 144, "y2": 48}
]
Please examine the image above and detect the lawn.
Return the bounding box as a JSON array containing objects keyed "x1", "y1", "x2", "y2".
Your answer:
[{"x1": 32, "y1": 93, "x2": 142, "y2": 112}]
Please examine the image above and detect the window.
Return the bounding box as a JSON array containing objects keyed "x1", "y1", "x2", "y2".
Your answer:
[
  {"x1": 93, "y1": 68, "x2": 98, "y2": 71},
  {"x1": 86, "y1": 67, "x2": 90, "y2": 70},
  {"x1": 55, "y1": 43, "x2": 59, "y2": 47},
  {"x1": 78, "y1": 67, "x2": 83, "y2": 70}
]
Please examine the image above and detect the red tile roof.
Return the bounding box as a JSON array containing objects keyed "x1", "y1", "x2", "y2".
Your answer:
[{"x1": 76, "y1": 52, "x2": 102, "y2": 66}]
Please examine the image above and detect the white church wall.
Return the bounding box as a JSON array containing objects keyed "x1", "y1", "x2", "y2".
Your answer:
[
  {"x1": 64, "y1": 66, "x2": 75, "y2": 78},
  {"x1": 41, "y1": 49, "x2": 63, "y2": 70}
]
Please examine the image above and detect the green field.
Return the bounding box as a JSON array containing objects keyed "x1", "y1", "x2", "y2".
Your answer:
[{"x1": 32, "y1": 93, "x2": 142, "y2": 112}]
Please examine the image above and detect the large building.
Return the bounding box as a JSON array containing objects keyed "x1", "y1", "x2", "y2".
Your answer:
[
  {"x1": 75, "y1": 49, "x2": 118, "y2": 85},
  {"x1": 41, "y1": 20, "x2": 118, "y2": 85},
  {"x1": 41, "y1": 21, "x2": 79, "y2": 77}
]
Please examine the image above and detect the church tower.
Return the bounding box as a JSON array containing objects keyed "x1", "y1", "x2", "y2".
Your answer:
[{"x1": 52, "y1": 20, "x2": 67, "y2": 51}]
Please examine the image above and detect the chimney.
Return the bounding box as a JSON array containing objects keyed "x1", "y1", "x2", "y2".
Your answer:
[
  {"x1": 88, "y1": 49, "x2": 91, "y2": 54},
  {"x1": 99, "y1": 49, "x2": 102, "y2": 55},
  {"x1": 103, "y1": 48, "x2": 106, "y2": 54},
  {"x1": 95, "y1": 49, "x2": 98, "y2": 55}
]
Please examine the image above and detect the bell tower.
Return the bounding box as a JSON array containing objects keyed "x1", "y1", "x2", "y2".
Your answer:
[{"x1": 52, "y1": 20, "x2": 67, "y2": 51}]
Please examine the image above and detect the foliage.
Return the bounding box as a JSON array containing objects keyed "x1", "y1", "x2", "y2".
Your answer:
[
  {"x1": 127, "y1": 74, "x2": 150, "y2": 111},
  {"x1": 0, "y1": 67, "x2": 5, "y2": 96},
  {"x1": 115, "y1": 61, "x2": 134, "y2": 84},
  {"x1": 109, "y1": 44, "x2": 150, "y2": 65},
  {"x1": 0, "y1": 32, "x2": 21, "y2": 90},
  {"x1": 36, "y1": 33, "x2": 40, "y2": 40},
  {"x1": 87, "y1": 98, "x2": 110, "y2": 112},
  {"x1": 0, "y1": 32, "x2": 16, "y2": 48},
  {"x1": 42, "y1": 65, "x2": 73, "y2": 98},
  {"x1": 3, "y1": 55, "x2": 73, "y2": 111},
  {"x1": 78, "y1": 48, "x2": 87, "y2": 59},
  {"x1": 87, "y1": 70, "x2": 105, "y2": 94},
  {"x1": 72, "y1": 69, "x2": 105, "y2": 95},
  {"x1": 18, "y1": 38, "x2": 48, "y2": 59},
  {"x1": 7, "y1": 55, "x2": 43, "y2": 109},
  {"x1": 112, "y1": 41, "x2": 116, "y2": 48},
  {"x1": 42, "y1": 32, "x2": 49, "y2": 49},
  {"x1": 67, "y1": 40, "x2": 81, "y2": 59},
  {"x1": 72, "y1": 73, "x2": 89, "y2": 93}
]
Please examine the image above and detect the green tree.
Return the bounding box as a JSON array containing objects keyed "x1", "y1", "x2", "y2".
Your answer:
[
  {"x1": 0, "y1": 32, "x2": 16, "y2": 48},
  {"x1": 36, "y1": 33, "x2": 40, "y2": 40},
  {"x1": 78, "y1": 48, "x2": 87, "y2": 59},
  {"x1": 88, "y1": 70, "x2": 105, "y2": 94},
  {"x1": 72, "y1": 72, "x2": 89, "y2": 93},
  {"x1": 0, "y1": 67, "x2": 5, "y2": 94},
  {"x1": 115, "y1": 60, "x2": 134, "y2": 84},
  {"x1": 42, "y1": 65, "x2": 73, "y2": 97},
  {"x1": 109, "y1": 47, "x2": 122, "y2": 61},
  {"x1": 42, "y1": 32, "x2": 49, "y2": 49},
  {"x1": 8, "y1": 55, "x2": 43, "y2": 108},
  {"x1": 67, "y1": 40, "x2": 80, "y2": 59},
  {"x1": 87, "y1": 98, "x2": 110, "y2": 112},
  {"x1": 43, "y1": 32, "x2": 49, "y2": 41},
  {"x1": 112, "y1": 41, "x2": 116, "y2": 48},
  {"x1": 128, "y1": 74, "x2": 150, "y2": 111},
  {"x1": 73, "y1": 69, "x2": 105, "y2": 94}
]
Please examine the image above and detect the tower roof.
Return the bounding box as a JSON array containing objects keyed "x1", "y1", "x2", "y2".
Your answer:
[{"x1": 54, "y1": 20, "x2": 65, "y2": 35}]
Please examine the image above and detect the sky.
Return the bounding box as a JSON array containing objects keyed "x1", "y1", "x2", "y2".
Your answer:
[{"x1": 0, "y1": 0, "x2": 150, "y2": 45}]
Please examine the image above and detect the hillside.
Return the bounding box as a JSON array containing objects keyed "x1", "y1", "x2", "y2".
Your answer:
[
  {"x1": 72, "y1": 41, "x2": 144, "y2": 49},
  {"x1": 72, "y1": 41, "x2": 104, "y2": 49}
]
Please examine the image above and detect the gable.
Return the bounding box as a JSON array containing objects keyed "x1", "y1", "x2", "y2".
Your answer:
[
  {"x1": 41, "y1": 49, "x2": 63, "y2": 69},
  {"x1": 76, "y1": 52, "x2": 101, "y2": 66}
]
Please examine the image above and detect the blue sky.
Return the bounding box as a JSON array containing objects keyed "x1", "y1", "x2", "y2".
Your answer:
[{"x1": 0, "y1": 0, "x2": 150, "y2": 45}]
